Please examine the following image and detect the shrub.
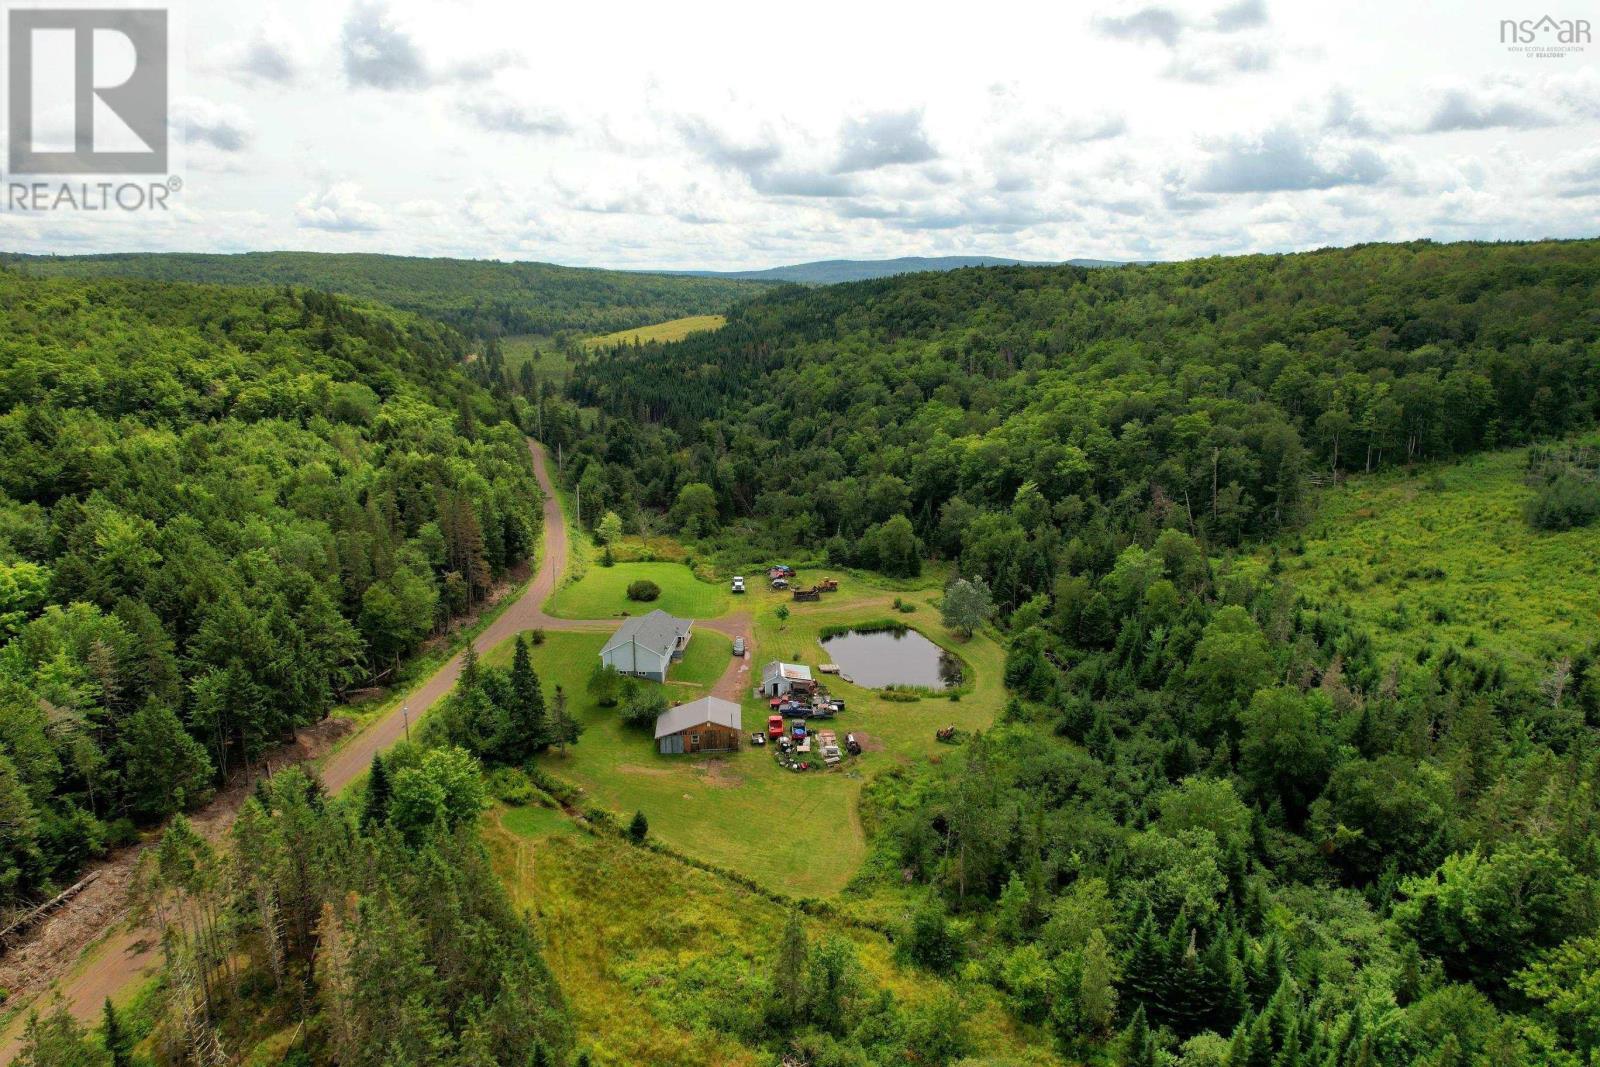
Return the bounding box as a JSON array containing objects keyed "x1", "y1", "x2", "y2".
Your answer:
[
  {"x1": 626, "y1": 579, "x2": 661, "y2": 602},
  {"x1": 1526, "y1": 473, "x2": 1600, "y2": 530},
  {"x1": 486, "y1": 766, "x2": 536, "y2": 806}
]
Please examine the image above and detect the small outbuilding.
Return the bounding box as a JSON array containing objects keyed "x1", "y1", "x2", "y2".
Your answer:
[
  {"x1": 760, "y1": 660, "x2": 815, "y2": 698},
  {"x1": 655, "y1": 696, "x2": 743, "y2": 755},
  {"x1": 600, "y1": 609, "x2": 693, "y2": 682}
]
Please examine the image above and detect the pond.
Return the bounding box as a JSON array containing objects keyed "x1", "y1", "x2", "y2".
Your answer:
[{"x1": 818, "y1": 626, "x2": 963, "y2": 690}]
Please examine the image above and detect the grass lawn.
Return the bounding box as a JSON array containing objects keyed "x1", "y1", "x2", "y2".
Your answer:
[
  {"x1": 583, "y1": 314, "x2": 726, "y2": 349},
  {"x1": 482, "y1": 817, "x2": 1059, "y2": 1067},
  {"x1": 1240, "y1": 442, "x2": 1600, "y2": 678},
  {"x1": 497, "y1": 803, "x2": 582, "y2": 840},
  {"x1": 546, "y1": 560, "x2": 733, "y2": 620},
  {"x1": 666, "y1": 628, "x2": 734, "y2": 692}
]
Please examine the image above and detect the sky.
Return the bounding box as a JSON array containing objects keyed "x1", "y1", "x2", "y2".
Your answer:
[{"x1": 3, "y1": 0, "x2": 1599, "y2": 269}]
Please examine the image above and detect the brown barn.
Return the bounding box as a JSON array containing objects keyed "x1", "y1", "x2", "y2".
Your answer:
[{"x1": 655, "y1": 696, "x2": 743, "y2": 755}]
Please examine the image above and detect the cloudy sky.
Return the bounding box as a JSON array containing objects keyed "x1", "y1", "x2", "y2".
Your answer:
[{"x1": 5, "y1": 0, "x2": 1599, "y2": 269}]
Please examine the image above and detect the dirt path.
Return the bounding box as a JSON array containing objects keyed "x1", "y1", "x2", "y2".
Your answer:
[
  {"x1": 700, "y1": 612, "x2": 756, "y2": 702},
  {"x1": 0, "y1": 440, "x2": 598, "y2": 1062}
]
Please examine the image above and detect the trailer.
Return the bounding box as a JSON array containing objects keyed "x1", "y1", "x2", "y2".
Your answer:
[{"x1": 792, "y1": 586, "x2": 821, "y2": 602}]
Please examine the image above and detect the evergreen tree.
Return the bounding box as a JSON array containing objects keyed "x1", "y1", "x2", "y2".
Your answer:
[
  {"x1": 101, "y1": 998, "x2": 130, "y2": 1067},
  {"x1": 628, "y1": 810, "x2": 649, "y2": 843},
  {"x1": 771, "y1": 912, "x2": 809, "y2": 1029},
  {"x1": 361, "y1": 753, "x2": 391, "y2": 832},
  {"x1": 505, "y1": 635, "x2": 548, "y2": 760},
  {"x1": 1118, "y1": 1005, "x2": 1158, "y2": 1067}
]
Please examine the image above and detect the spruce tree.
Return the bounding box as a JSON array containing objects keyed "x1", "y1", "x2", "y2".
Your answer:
[
  {"x1": 361, "y1": 753, "x2": 391, "y2": 832},
  {"x1": 506, "y1": 635, "x2": 548, "y2": 759},
  {"x1": 1118, "y1": 1005, "x2": 1157, "y2": 1067},
  {"x1": 103, "y1": 997, "x2": 131, "y2": 1067}
]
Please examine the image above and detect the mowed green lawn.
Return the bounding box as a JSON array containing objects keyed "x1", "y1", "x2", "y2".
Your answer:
[
  {"x1": 545, "y1": 560, "x2": 733, "y2": 620},
  {"x1": 1241, "y1": 443, "x2": 1600, "y2": 678},
  {"x1": 495, "y1": 570, "x2": 1006, "y2": 898}
]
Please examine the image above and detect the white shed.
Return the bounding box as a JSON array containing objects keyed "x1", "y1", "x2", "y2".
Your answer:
[{"x1": 760, "y1": 660, "x2": 814, "y2": 697}]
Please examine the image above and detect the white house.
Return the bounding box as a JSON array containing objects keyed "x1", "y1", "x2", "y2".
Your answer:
[
  {"x1": 600, "y1": 609, "x2": 693, "y2": 682},
  {"x1": 760, "y1": 660, "x2": 814, "y2": 697}
]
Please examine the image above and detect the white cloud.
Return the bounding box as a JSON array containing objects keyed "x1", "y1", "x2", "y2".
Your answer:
[{"x1": 296, "y1": 182, "x2": 388, "y2": 231}]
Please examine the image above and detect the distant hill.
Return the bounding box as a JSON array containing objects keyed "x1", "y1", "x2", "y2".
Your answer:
[
  {"x1": 664, "y1": 255, "x2": 1129, "y2": 284},
  {"x1": 0, "y1": 251, "x2": 770, "y2": 338}
]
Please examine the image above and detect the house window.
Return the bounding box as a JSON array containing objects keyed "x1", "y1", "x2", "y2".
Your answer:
[{"x1": 689, "y1": 733, "x2": 699, "y2": 746}]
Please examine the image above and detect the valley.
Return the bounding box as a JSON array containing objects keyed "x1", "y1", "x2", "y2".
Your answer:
[{"x1": 4, "y1": 240, "x2": 1600, "y2": 1067}]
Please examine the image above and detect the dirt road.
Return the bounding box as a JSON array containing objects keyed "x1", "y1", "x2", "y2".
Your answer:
[{"x1": 0, "y1": 439, "x2": 754, "y2": 1062}]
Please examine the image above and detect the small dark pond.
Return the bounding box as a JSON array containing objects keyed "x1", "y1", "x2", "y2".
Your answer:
[{"x1": 819, "y1": 626, "x2": 963, "y2": 690}]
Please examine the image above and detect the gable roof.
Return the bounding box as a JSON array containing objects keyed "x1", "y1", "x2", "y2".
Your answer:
[
  {"x1": 654, "y1": 696, "x2": 742, "y2": 739},
  {"x1": 761, "y1": 660, "x2": 813, "y2": 684},
  {"x1": 602, "y1": 609, "x2": 691, "y2": 658}
]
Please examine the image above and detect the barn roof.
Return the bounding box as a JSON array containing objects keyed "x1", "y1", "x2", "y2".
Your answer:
[
  {"x1": 601, "y1": 609, "x2": 691, "y2": 658},
  {"x1": 654, "y1": 696, "x2": 742, "y2": 739}
]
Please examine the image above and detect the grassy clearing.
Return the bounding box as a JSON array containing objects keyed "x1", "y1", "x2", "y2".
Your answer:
[
  {"x1": 501, "y1": 334, "x2": 574, "y2": 384},
  {"x1": 1240, "y1": 443, "x2": 1600, "y2": 677},
  {"x1": 583, "y1": 314, "x2": 726, "y2": 349},
  {"x1": 546, "y1": 560, "x2": 733, "y2": 620},
  {"x1": 481, "y1": 814, "x2": 1058, "y2": 1067},
  {"x1": 502, "y1": 566, "x2": 1007, "y2": 897}
]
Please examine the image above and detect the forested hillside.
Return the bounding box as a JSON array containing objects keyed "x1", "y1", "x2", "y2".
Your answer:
[
  {"x1": 0, "y1": 273, "x2": 539, "y2": 908},
  {"x1": 557, "y1": 239, "x2": 1600, "y2": 1066},
  {"x1": 0, "y1": 252, "x2": 769, "y2": 339},
  {"x1": 571, "y1": 239, "x2": 1600, "y2": 605}
]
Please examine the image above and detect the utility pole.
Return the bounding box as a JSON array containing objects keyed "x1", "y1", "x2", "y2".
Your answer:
[{"x1": 402, "y1": 703, "x2": 410, "y2": 743}]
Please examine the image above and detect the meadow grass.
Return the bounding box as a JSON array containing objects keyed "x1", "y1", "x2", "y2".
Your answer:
[
  {"x1": 500, "y1": 334, "x2": 575, "y2": 386},
  {"x1": 1241, "y1": 443, "x2": 1600, "y2": 678},
  {"x1": 582, "y1": 314, "x2": 727, "y2": 349},
  {"x1": 546, "y1": 560, "x2": 733, "y2": 620},
  {"x1": 481, "y1": 813, "x2": 1060, "y2": 1067}
]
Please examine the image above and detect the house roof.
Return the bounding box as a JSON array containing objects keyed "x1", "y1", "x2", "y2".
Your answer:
[
  {"x1": 654, "y1": 696, "x2": 742, "y2": 739},
  {"x1": 601, "y1": 609, "x2": 692, "y2": 658},
  {"x1": 761, "y1": 660, "x2": 813, "y2": 684}
]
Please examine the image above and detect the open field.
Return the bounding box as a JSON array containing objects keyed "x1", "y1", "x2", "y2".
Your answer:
[
  {"x1": 482, "y1": 811, "x2": 1059, "y2": 1067},
  {"x1": 545, "y1": 560, "x2": 735, "y2": 620},
  {"x1": 583, "y1": 314, "x2": 727, "y2": 348},
  {"x1": 1240, "y1": 443, "x2": 1600, "y2": 677},
  {"x1": 502, "y1": 334, "x2": 575, "y2": 384},
  {"x1": 501, "y1": 565, "x2": 1006, "y2": 897}
]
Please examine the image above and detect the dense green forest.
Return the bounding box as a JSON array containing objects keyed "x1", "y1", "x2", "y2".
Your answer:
[
  {"x1": 0, "y1": 272, "x2": 539, "y2": 908},
  {"x1": 556, "y1": 239, "x2": 1600, "y2": 1065},
  {"x1": 570, "y1": 239, "x2": 1600, "y2": 603},
  {"x1": 18, "y1": 756, "x2": 572, "y2": 1066},
  {"x1": 0, "y1": 252, "x2": 769, "y2": 339}
]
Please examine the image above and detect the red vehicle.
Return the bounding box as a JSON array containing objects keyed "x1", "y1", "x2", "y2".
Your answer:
[{"x1": 767, "y1": 714, "x2": 786, "y2": 740}]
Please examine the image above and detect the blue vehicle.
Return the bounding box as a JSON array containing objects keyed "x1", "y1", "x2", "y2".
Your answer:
[{"x1": 791, "y1": 719, "x2": 807, "y2": 740}]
